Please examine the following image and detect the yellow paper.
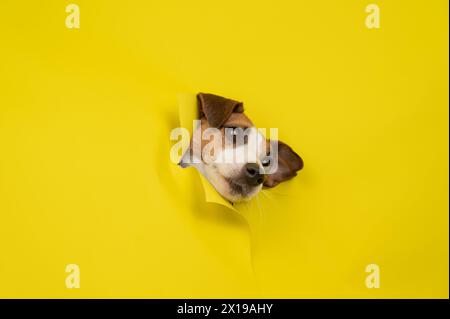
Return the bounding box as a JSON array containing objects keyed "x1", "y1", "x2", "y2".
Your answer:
[{"x1": 0, "y1": 0, "x2": 448, "y2": 298}]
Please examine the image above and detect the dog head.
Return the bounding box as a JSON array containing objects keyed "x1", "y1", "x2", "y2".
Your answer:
[{"x1": 179, "y1": 93, "x2": 303, "y2": 203}]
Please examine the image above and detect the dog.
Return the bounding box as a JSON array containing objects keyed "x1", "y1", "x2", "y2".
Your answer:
[{"x1": 179, "y1": 93, "x2": 303, "y2": 203}]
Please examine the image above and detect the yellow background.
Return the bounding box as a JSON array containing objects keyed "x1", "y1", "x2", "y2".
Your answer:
[{"x1": 0, "y1": 0, "x2": 448, "y2": 298}]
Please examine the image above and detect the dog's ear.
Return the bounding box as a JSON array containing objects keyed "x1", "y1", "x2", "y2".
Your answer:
[
  {"x1": 197, "y1": 93, "x2": 244, "y2": 128},
  {"x1": 264, "y1": 140, "x2": 303, "y2": 188}
]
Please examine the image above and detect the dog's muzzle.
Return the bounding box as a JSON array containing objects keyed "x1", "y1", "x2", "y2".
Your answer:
[{"x1": 244, "y1": 163, "x2": 265, "y2": 186}]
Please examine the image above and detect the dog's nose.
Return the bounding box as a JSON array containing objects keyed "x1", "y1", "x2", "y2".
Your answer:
[{"x1": 245, "y1": 163, "x2": 265, "y2": 186}]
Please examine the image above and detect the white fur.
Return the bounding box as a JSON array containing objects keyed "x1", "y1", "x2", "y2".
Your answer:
[{"x1": 188, "y1": 127, "x2": 267, "y2": 202}]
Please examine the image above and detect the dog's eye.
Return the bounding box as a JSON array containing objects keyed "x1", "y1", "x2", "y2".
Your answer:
[
  {"x1": 225, "y1": 127, "x2": 238, "y2": 135},
  {"x1": 224, "y1": 127, "x2": 238, "y2": 142},
  {"x1": 225, "y1": 127, "x2": 248, "y2": 145},
  {"x1": 262, "y1": 156, "x2": 271, "y2": 167}
]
